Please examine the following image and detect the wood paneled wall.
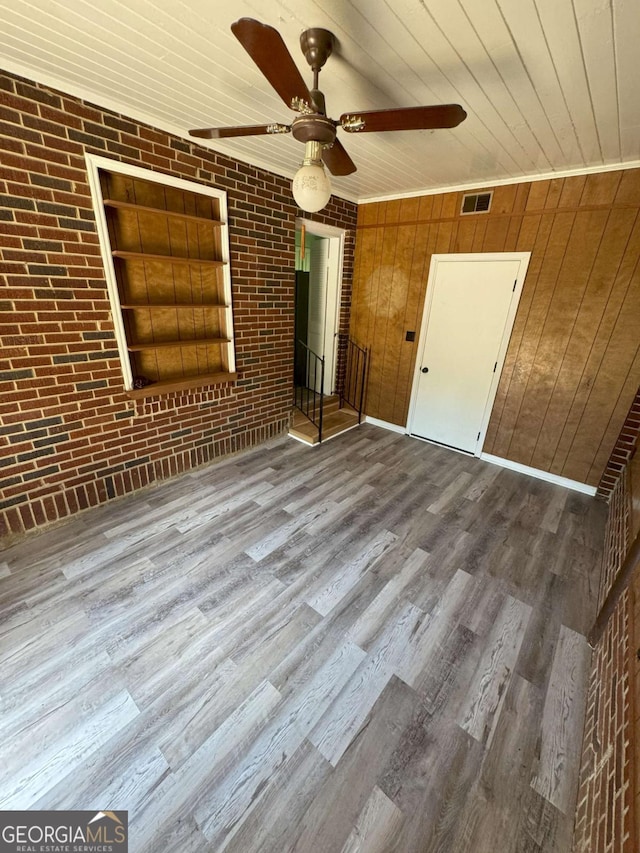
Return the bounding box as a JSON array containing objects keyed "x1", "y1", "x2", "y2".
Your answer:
[{"x1": 351, "y1": 169, "x2": 640, "y2": 486}]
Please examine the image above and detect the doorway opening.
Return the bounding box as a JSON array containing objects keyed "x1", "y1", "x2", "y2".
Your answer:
[
  {"x1": 294, "y1": 219, "x2": 343, "y2": 397},
  {"x1": 291, "y1": 219, "x2": 367, "y2": 445}
]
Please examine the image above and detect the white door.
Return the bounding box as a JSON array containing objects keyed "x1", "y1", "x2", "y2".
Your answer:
[
  {"x1": 408, "y1": 253, "x2": 530, "y2": 455},
  {"x1": 321, "y1": 237, "x2": 340, "y2": 393},
  {"x1": 303, "y1": 228, "x2": 342, "y2": 395}
]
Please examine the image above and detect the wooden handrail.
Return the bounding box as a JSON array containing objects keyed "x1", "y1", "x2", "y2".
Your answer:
[{"x1": 589, "y1": 530, "x2": 640, "y2": 646}]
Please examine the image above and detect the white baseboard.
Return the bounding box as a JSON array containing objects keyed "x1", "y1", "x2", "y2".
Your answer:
[
  {"x1": 287, "y1": 431, "x2": 316, "y2": 447},
  {"x1": 362, "y1": 420, "x2": 598, "y2": 496},
  {"x1": 363, "y1": 416, "x2": 407, "y2": 434},
  {"x1": 480, "y1": 453, "x2": 597, "y2": 496}
]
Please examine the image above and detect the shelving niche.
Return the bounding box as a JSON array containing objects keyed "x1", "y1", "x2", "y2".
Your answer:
[{"x1": 88, "y1": 157, "x2": 236, "y2": 397}]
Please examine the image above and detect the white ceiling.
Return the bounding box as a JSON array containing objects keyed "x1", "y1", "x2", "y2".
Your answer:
[{"x1": 1, "y1": 0, "x2": 639, "y2": 203}]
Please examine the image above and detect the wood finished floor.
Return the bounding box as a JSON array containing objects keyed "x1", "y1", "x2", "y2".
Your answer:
[{"x1": 0, "y1": 425, "x2": 607, "y2": 852}]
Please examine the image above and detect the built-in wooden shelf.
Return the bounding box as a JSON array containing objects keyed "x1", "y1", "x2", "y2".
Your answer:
[
  {"x1": 126, "y1": 371, "x2": 238, "y2": 398},
  {"x1": 120, "y1": 302, "x2": 229, "y2": 309},
  {"x1": 127, "y1": 337, "x2": 230, "y2": 352},
  {"x1": 94, "y1": 164, "x2": 235, "y2": 395},
  {"x1": 112, "y1": 250, "x2": 225, "y2": 267},
  {"x1": 103, "y1": 198, "x2": 225, "y2": 227}
]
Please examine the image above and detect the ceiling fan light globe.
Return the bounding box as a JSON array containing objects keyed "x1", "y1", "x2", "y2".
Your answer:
[{"x1": 292, "y1": 163, "x2": 332, "y2": 212}]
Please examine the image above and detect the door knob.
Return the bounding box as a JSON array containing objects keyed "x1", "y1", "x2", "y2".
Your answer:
[{"x1": 421, "y1": 367, "x2": 429, "y2": 374}]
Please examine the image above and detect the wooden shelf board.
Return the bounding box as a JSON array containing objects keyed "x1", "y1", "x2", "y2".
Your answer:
[
  {"x1": 104, "y1": 198, "x2": 224, "y2": 227},
  {"x1": 127, "y1": 337, "x2": 230, "y2": 351},
  {"x1": 120, "y1": 302, "x2": 229, "y2": 309},
  {"x1": 126, "y1": 371, "x2": 238, "y2": 398},
  {"x1": 112, "y1": 250, "x2": 225, "y2": 266}
]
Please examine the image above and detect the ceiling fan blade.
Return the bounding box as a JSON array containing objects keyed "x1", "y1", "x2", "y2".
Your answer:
[
  {"x1": 322, "y1": 139, "x2": 357, "y2": 176},
  {"x1": 231, "y1": 18, "x2": 312, "y2": 110},
  {"x1": 189, "y1": 123, "x2": 290, "y2": 140},
  {"x1": 340, "y1": 104, "x2": 467, "y2": 133}
]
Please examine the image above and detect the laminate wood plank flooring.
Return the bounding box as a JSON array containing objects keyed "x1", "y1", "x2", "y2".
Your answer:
[{"x1": 0, "y1": 425, "x2": 606, "y2": 852}]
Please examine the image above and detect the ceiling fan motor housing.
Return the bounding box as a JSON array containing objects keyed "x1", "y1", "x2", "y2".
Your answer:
[{"x1": 291, "y1": 113, "x2": 336, "y2": 145}]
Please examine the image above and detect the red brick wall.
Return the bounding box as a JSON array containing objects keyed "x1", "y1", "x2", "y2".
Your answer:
[
  {"x1": 598, "y1": 469, "x2": 633, "y2": 607},
  {"x1": 630, "y1": 567, "x2": 640, "y2": 853},
  {"x1": 574, "y1": 474, "x2": 634, "y2": 852},
  {"x1": 574, "y1": 389, "x2": 640, "y2": 852},
  {"x1": 0, "y1": 70, "x2": 357, "y2": 539},
  {"x1": 597, "y1": 388, "x2": 640, "y2": 500}
]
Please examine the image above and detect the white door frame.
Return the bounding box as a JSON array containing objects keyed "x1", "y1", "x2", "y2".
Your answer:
[
  {"x1": 407, "y1": 252, "x2": 531, "y2": 457},
  {"x1": 296, "y1": 218, "x2": 345, "y2": 394}
]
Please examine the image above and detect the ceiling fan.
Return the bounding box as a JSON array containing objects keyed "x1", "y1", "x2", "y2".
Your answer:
[{"x1": 189, "y1": 18, "x2": 467, "y2": 211}]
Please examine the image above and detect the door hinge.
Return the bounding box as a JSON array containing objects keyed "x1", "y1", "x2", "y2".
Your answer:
[
  {"x1": 493, "y1": 362, "x2": 497, "y2": 372},
  {"x1": 513, "y1": 279, "x2": 517, "y2": 292},
  {"x1": 477, "y1": 431, "x2": 481, "y2": 441}
]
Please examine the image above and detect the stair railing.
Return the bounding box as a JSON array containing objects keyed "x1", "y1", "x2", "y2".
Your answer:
[
  {"x1": 338, "y1": 334, "x2": 368, "y2": 423},
  {"x1": 294, "y1": 339, "x2": 325, "y2": 443}
]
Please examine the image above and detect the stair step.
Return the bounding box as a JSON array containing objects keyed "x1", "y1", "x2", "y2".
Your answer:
[
  {"x1": 289, "y1": 404, "x2": 360, "y2": 446},
  {"x1": 323, "y1": 413, "x2": 359, "y2": 439},
  {"x1": 294, "y1": 393, "x2": 345, "y2": 416}
]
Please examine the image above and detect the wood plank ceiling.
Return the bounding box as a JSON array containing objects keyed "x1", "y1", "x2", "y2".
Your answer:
[{"x1": 1, "y1": 0, "x2": 638, "y2": 203}]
